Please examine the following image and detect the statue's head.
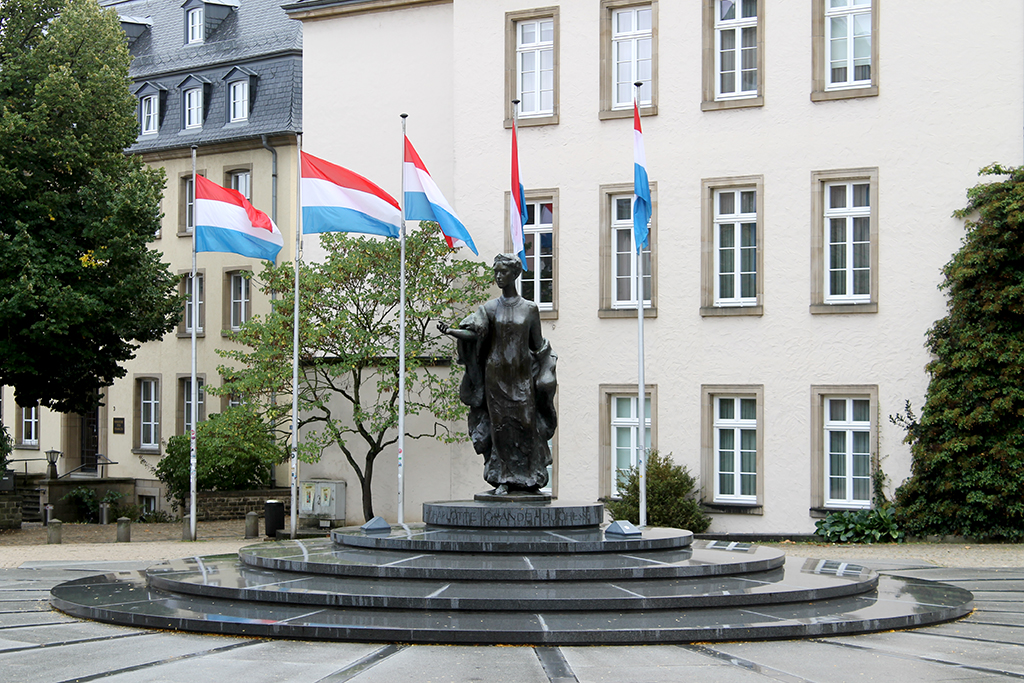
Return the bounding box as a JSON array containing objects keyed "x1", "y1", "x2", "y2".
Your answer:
[{"x1": 492, "y1": 253, "x2": 523, "y2": 282}]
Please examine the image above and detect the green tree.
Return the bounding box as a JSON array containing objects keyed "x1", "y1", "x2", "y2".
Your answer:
[
  {"x1": 0, "y1": 0, "x2": 180, "y2": 414},
  {"x1": 214, "y1": 224, "x2": 491, "y2": 522},
  {"x1": 155, "y1": 407, "x2": 284, "y2": 510},
  {"x1": 894, "y1": 164, "x2": 1024, "y2": 541}
]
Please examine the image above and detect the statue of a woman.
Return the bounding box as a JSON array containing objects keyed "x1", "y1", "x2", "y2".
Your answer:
[{"x1": 438, "y1": 254, "x2": 557, "y2": 495}]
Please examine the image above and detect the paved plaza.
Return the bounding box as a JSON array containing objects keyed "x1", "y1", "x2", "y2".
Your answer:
[{"x1": 0, "y1": 523, "x2": 1021, "y2": 682}]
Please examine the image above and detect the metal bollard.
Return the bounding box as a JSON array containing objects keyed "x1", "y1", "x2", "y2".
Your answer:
[
  {"x1": 43, "y1": 504, "x2": 54, "y2": 526},
  {"x1": 245, "y1": 510, "x2": 259, "y2": 539},
  {"x1": 47, "y1": 519, "x2": 62, "y2": 544},
  {"x1": 99, "y1": 502, "x2": 110, "y2": 525},
  {"x1": 116, "y1": 517, "x2": 131, "y2": 543}
]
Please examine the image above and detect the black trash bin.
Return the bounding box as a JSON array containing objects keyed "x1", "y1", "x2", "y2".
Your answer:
[{"x1": 264, "y1": 499, "x2": 285, "y2": 539}]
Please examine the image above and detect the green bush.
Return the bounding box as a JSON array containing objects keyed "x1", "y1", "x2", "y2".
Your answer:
[
  {"x1": 156, "y1": 406, "x2": 284, "y2": 509},
  {"x1": 814, "y1": 506, "x2": 904, "y2": 544},
  {"x1": 606, "y1": 450, "x2": 711, "y2": 532},
  {"x1": 60, "y1": 487, "x2": 125, "y2": 523}
]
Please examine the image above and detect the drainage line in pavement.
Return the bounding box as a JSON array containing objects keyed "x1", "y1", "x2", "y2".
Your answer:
[
  {"x1": 315, "y1": 643, "x2": 406, "y2": 683},
  {"x1": 677, "y1": 643, "x2": 817, "y2": 683},
  {"x1": 910, "y1": 628, "x2": 1024, "y2": 648},
  {"x1": 0, "y1": 629, "x2": 156, "y2": 655},
  {"x1": 534, "y1": 646, "x2": 578, "y2": 683},
  {"x1": 811, "y1": 638, "x2": 1024, "y2": 680},
  {"x1": 0, "y1": 620, "x2": 71, "y2": 630},
  {"x1": 52, "y1": 638, "x2": 268, "y2": 683}
]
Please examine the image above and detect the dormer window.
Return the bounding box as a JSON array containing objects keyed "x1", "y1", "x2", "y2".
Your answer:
[
  {"x1": 229, "y1": 80, "x2": 248, "y2": 122},
  {"x1": 141, "y1": 95, "x2": 159, "y2": 134},
  {"x1": 184, "y1": 88, "x2": 203, "y2": 128},
  {"x1": 187, "y1": 6, "x2": 204, "y2": 43}
]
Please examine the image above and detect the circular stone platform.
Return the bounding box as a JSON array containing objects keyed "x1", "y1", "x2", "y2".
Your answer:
[{"x1": 422, "y1": 500, "x2": 603, "y2": 528}]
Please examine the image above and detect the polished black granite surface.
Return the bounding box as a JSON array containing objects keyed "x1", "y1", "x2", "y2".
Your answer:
[
  {"x1": 331, "y1": 524, "x2": 693, "y2": 553},
  {"x1": 422, "y1": 500, "x2": 604, "y2": 528},
  {"x1": 145, "y1": 555, "x2": 877, "y2": 610},
  {"x1": 238, "y1": 538, "x2": 786, "y2": 581},
  {"x1": 50, "y1": 570, "x2": 973, "y2": 644}
]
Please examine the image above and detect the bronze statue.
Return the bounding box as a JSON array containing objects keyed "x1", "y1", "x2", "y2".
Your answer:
[{"x1": 438, "y1": 254, "x2": 557, "y2": 495}]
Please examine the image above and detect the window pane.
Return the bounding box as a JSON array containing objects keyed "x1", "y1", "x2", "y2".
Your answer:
[
  {"x1": 616, "y1": 10, "x2": 632, "y2": 33},
  {"x1": 829, "y1": 433, "x2": 846, "y2": 466},
  {"x1": 740, "y1": 273, "x2": 755, "y2": 298},
  {"x1": 740, "y1": 472, "x2": 756, "y2": 496},
  {"x1": 718, "y1": 398, "x2": 734, "y2": 420},
  {"x1": 741, "y1": 0, "x2": 757, "y2": 18},
  {"x1": 740, "y1": 191, "x2": 755, "y2": 214},
  {"x1": 740, "y1": 429, "x2": 756, "y2": 451},
  {"x1": 615, "y1": 397, "x2": 632, "y2": 419},
  {"x1": 520, "y1": 21, "x2": 535, "y2": 44},
  {"x1": 616, "y1": 198, "x2": 632, "y2": 221},
  {"x1": 852, "y1": 399, "x2": 870, "y2": 422},
  {"x1": 719, "y1": 429, "x2": 735, "y2": 452},
  {"x1": 637, "y1": 8, "x2": 651, "y2": 30},
  {"x1": 829, "y1": 184, "x2": 847, "y2": 209},
  {"x1": 740, "y1": 398, "x2": 756, "y2": 420},
  {"x1": 829, "y1": 399, "x2": 846, "y2": 421},
  {"x1": 853, "y1": 183, "x2": 870, "y2": 207},
  {"x1": 540, "y1": 203, "x2": 553, "y2": 224},
  {"x1": 830, "y1": 476, "x2": 846, "y2": 500},
  {"x1": 720, "y1": 0, "x2": 735, "y2": 21},
  {"x1": 718, "y1": 191, "x2": 735, "y2": 215},
  {"x1": 719, "y1": 224, "x2": 735, "y2": 249},
  {"x1": 852, "y1": 477, "x2": 870, "y2": 501},
  {"x1": 540, "y1": 20, "x2": 553, "y2": 42},
  {"x1": 740, "y1": 244, "x2": 756, "y2": 272}
]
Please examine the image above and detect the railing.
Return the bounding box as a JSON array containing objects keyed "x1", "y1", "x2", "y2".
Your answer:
[{"x1": 59, "y1": 454, "x2": 118, "y2": 479}]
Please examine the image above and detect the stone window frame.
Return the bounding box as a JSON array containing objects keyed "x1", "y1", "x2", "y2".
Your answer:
[
  {"x1": 176, "y1": 374, "x2": 206, "y2": 436},
  {"x1": 178, "y1": 171, "x2": 205, "y2": 236},
  {"x1": 598, "y1": 383, "x2": 657, "y2": 500},
  {"x1": 701, "y1": 0, "x2": 765, "y2": 111},
  {"x1": 599, "y1": 0, "x2": 659, "y2": 120},
  {"x1": 178, "y1": 269, "x2": 207, "y2": 337},
  {"x1": 811, "y1": 0, "x2": 879, "y2": 102},
  {"x1": 599, "y1": 182, "x2": 658, "y2": 318},
  {"x1": 700, "y1": 174, "x2": 764, "y2": 317},
  {"x1": 15, "y1": 403, "x2": 40, "y2": 449},
  {"x1": 700, "y1": 384, "x2": 765, "y2": 513},
  {"x1": 504, "y1": 188, "x2": 559, "y2": 319},
  {"x1": 222, "y1": 266, "x2": 254, "y2": 334},
  {"x1": 809, "y1": 384, "x2": 878, "y2": 515},
  {"x1": 504, "y1": 7, "x2": 560, "y2": 128},
  {"x1": 133, "y1": 374, "x2": 162, "y2": 454}
]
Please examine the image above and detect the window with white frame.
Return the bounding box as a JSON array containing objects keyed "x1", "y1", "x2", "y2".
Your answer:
[
  {"x1": 138, "y1": 379, "x2": 159, "y2": 449},
  {"x1": 824, "y1": 397, "x2": 872, "y2": 508},
  {"x1": 715, "y1": 0, "x2": 758, "y2": 100},
  {"x1": 517, "y1": 19, "x2": 554, "y2": 118},
  {"x1": 612, "y1": 194, "x2": 651, "y2": 309},
  {"x1": 229, "y1": 80, "x2": 249, "y2": 122},
  {"x1": 184, "y1": 87, "x2": 203, "y2": 129},
  {"x1": 826, "y1": 0, "x2": 871, "y2": 89},
  {"x1": 184, "y1": 274, "x2": 204, "y2": 333},
  {"x1": 714, "y1": 396, "x2": 757, "y2": 503},
  {"x1": 825, "y1": 181, "x2": 870, "y2": 303},
  {"x1": 186, "y1": 6, "x2": 204, "y2": 44},
  {"x1": 181, "y1": 377, "x2": 205, "y2": 434},
  {"x1": 230, "y1": 170, "x2": 251, "y2": 201},
  {"x1": 611, "y1": 5, "x2": 652, "y2": 109},
  {"x1": 714, "y1": 188, "x2": 757, "y2": 306},
  {"x1": 183, "y1": 176, "x2": 195, "y2": 234},
  {"x1": 611, "y1": 395, "x2": 651, "y2": 496},
  {"x1": 19, "y1": 404, "x2": 39, "y2": 446},
  {"x1": 520, "y1": 201, "x2": 554, "y2": 310},
  {"x1": 230, "y1": 272, "x2": 250, "y2": 330},
  {"x1": 140, "y1": 95, "x2": 159, "y2": 135}
]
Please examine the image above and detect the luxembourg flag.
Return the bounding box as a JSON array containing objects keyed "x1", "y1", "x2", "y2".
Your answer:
[
  {"x1": 301, "y1": 152, "x2": 401, "y2": 238},
  {"x1": 195, "y1": 175, "x2": 283, "y2": 261},
  {"x1": 403, "y1": 137, "x2": 478, "y2": 254},
  {"x1": 632, "y1": 100, "x2": 652, "y2": 252},
  {"x1": 509, "y1": 118, "x2": 528, "y2": 269}
]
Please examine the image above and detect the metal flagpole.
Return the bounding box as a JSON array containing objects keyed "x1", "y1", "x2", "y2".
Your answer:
[
  {"x1": 189, "y1": 145, "x2": 198, "y2": 542},
  {"x1": 634, "y1": 83, "x2": 647, "y2": 529},
  {"x1": 398, "y1": 114, "x2": 408, "y2": 525},
  {"x1": 290, "y1": 134, "x2": 302, "y2": 539}
]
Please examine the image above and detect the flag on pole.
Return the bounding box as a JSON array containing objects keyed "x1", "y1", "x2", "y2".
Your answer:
[
  {"x1": 632, "y1": 100, "x2": 652, "y2": 252},
  {"x1": 195, "y1": 175, "x2": 283, "y2": 261},
  {"x1": 403, "y1": 136, "x2": 478, "y2": 255},
  {"x1": 301, "y1": 152, "x2": 401, "y2": 238},
  {"x1": 509, "y1": 118, "x2": 528, "y2": 269}
]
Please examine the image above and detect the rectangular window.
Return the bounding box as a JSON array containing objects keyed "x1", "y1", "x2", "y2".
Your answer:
[
  {"x1": 141, "y1": 95, "x2": 159, "y2": 135},
  {"x1": 184, "y1": 87, "x2": 203, "y2": 129},
  {"x1": 187, "y1": 7, "x2": 204, "y2": 44},
  {"x1": 183, "y1": 274, "x2": 204, "y2": 334},
  {"x1": 810, "y1": 385, "x2": 877, "y2": 511},
  {"x1": 825, "y1": 181, "x2": 871, "y2": 303},
  {"x1": 505, "y1": 8, "x2": 559, "y2": 127},
  {"x1": 812, "y1": 0, "x2": 877, "y2": 101},
  {"x1": 19, "y1": 404, "x2": 39, "y2": 447},
  {"x1": 229, "y1": 80, "x2": 249, "y2": 122},
  {"x1": 600, "y1": 1, "x2": 657, "y2": 119},
  {"x1": 612, "y1": 194, "x2": 651, "y2": 309},
  {"x1": 138, "y1": 378, "x2": 160, "y2": 450},
  {"x1": 715, "y1": 0, "x2": 758, "y2": 99},
  {"x1": 611, "y1": 395, "x2": 651, "y2": 496},
  {"x1": 714, "y1": 188, "x2": 757, "y2": 306},
  {"x1": 600, "y1": 183, "x2": 656, "y2": 317},
  {"x1": 230, "y1": 272, "x2": 250, "y2": 330},
  {"x1": 824, "y1": 397, "x2": 872, "y2": 508},
  {"x1": 811, "y1": 168, "x2": 877, "y2": 313},
  {"x1": 184, "y1": 177, "x2": 195, "y2": 234},
  {"x1": 520, "y1": 200, "x2": 554, "y2": 311},
  {"x1": 714, "y1": 397, "x2": 757, "y2": 503},
  {"x1": 612, "y1": 6, "x2": 652, "y2": 109},
  {"x1": 180, "y1": 377, "x2": 205, "y2": 435},
  {"x1": 517, "y1": 19, "x2": 554, "y2": 117},
  {"x1": 230, "y1": 170, "x2": 251, "y2": 201}
]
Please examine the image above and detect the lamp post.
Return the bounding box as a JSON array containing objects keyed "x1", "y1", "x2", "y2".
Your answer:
[{"x1": 45, "y1": 449, "x2": 61, "y2": 480}]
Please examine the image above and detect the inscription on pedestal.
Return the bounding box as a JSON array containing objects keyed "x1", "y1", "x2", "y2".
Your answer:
[{"x1": 423, "y1": 500, "x2": 603, "y2": 529}]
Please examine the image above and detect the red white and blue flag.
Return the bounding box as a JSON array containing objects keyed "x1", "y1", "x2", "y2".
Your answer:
[
  {"x1": 195, "y1": 175, "x2": 283, "y2": 261},
  {"x1": 301, "y1": 152, "x2": 401, "y2": 238},
  {"x1": 633, "y1": 100, "x2": 652, "y2": 252},
  {"x1": 403, "y1": 137, "x2": 478, "y2": 254},
  {"x1": 509, "y1": 118, "x2": 529, "y2": 269}
]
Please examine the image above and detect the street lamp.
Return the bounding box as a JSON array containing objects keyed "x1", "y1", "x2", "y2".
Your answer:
[{"x1": 45, "y1": 449, "x2": 61, "y2": 480}]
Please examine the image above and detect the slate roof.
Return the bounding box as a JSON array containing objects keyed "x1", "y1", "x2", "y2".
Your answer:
[{"x1": 102, "y1": 0, "x2": 302, "y2": 153}]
